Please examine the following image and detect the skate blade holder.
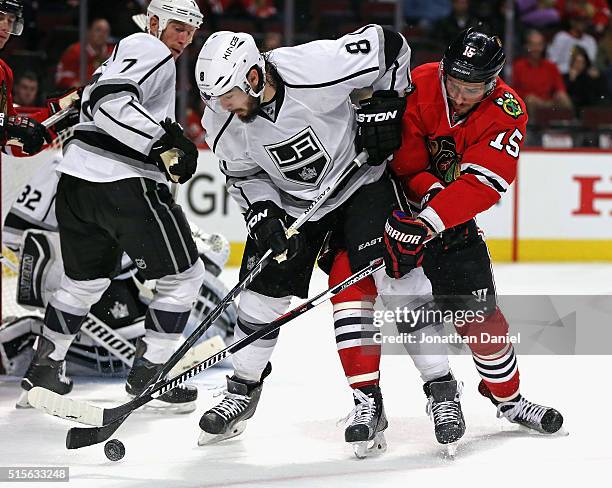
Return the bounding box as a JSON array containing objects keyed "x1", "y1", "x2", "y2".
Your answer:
[
  {"x1": 15, "y1": 390, "x2": 33, "y2": 409},
  {"x1": 351, "y1": 432, "x2": 387, "y2": 459},
  {"x1": 441, "y1": 441, "x2": 459, "y2": 459},
  {"x1": 197, "y1": 420, "x2": 247, "y2": 446},
  {"x1": 273, "y1": 228, "x2": 300, "y2": 264}
]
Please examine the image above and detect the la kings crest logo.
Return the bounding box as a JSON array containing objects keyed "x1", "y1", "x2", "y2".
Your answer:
[{"x1": 264, "y1": 127, "x2": 331, "y2": 185}]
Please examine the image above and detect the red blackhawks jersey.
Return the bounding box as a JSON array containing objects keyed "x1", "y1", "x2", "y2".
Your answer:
[{"x1": 391, "y1": 62, "x2": 528, "y2": 233}]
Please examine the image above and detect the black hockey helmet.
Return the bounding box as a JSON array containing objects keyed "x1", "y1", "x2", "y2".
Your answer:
[
  {"x1": 442, "y1": 28, "x2": 505, "y2": 97},
  {"x1": 0, "y1": 0, "x2": 24, "y2": 36}
]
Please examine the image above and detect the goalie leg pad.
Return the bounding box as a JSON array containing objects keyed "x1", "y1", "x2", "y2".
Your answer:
[{"x1": 17, "y1": 230, "x2": 64, "y2": 309}]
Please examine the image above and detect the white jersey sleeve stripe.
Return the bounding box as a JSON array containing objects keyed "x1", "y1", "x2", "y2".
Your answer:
[
  {"x1": 283, "y1": 66, "x2": 379, "y2": 89},
  {"x1": 98, "y1": 106, "x2": 154, "y2": 140},
  {"x1": 460, "y1": 162, "x2": 508, "y2": 194},
  {"x1": 138, "y1": 53, "x2": 173, "y2": 85}
]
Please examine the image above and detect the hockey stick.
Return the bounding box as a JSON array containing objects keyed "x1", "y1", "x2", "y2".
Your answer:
[
  {"x1": 123, "y1": 150, "x2": 368, "y2": 396},
  {"x1": 28, "y1": 257, "x2": 383, "y2": 449},
  {"x1": 42, "y1": 106, "x2": 78, "y2": 129}
]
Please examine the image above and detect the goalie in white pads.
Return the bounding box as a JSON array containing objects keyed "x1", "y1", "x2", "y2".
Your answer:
[
  {"x1": 196, "y1": 26, "x2": 464, "y2": 456},
  {"x1": 12, "y1": 0, "x2": 207, "y2": 412},
  {"x1": 1, "y1": 223, "x2": 236, "y2": 380}
]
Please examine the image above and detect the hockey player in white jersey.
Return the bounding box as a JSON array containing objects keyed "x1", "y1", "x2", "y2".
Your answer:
[
  {"x1": 1, "y1": 160, "x2": 236, "y2": 378},
  {"x1": 16, "y1": 0, "x2": 206, "y2": 412},
  {"x1": 196, "y1": 27, "x2": 464, "y2": 455}
]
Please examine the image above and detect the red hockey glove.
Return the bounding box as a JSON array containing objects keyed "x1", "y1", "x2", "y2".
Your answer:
[
  {"x1": 0, "y1": 113, "x2": 52, "y2": 154},
  {"x1": 383, "y1": 210, "x2": 431, "y2": 278}
]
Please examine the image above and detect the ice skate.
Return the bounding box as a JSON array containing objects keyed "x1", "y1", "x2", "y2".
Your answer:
[
  {"x1": 198, "y1": 363, "x2": 271, "y2": 445},
  {"x1": 424, "y1": 378, "x2": 465, "y2": 456},
  {"x1": 343, "y1": 385, "x2": 388, "y2": 459},
  {"x1": 17, "y1": 336, "x2": 73, "y2": 408},
  {"x1": 479, "y1": 380, "x2": 564, "y2": 434},
  {"x1": 126, "y1": 340, "x2": 198, "y2": 414}
]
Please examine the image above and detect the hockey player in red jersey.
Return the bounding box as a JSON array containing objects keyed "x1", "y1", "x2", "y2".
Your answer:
[
  {"x1": 382, "y1": 28, "x2": 564, "y2": 434},
  {"x1": 0, "y1": 0, "x2": 52, "y2": 154}
]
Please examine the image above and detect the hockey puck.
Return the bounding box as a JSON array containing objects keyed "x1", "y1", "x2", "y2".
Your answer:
[{"x1": 104, "y1": 439, "x2": 125, "y2": 461}]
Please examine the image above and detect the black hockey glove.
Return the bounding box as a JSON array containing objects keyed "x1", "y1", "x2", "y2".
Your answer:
[
  {"x1": 245, "y1": 201, "x2": 300, "y2": 260},
  {"x1": 383, "y1": 210, "x2": 431, "y2": 278},
  {"x1": 149, "y1": 118, "x2": 198, "y2": 184},
  {"x1": 0, "y1": 113, "x2": 52, "y2": 154},
  {"x1": 355, "y1": 90, "x2": 407, "y2": 166},
  {"x1": 46, "y1": 87, "x2": 83, "y2": 133}
]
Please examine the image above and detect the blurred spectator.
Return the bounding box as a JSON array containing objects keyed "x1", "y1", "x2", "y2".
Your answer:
[
  {"x1": 90, "y1": 1, "x2": 147, "y2": 38},
  {"x1": 557, "y1": 0, "x2": 610, "y2": 34},
  {"x1": 432, "y1": 0, "x2": 480, "y2": 44},
  {"x1": 55, "y1": 18, "x2": 114, "y2": 89},
  {"x1": 596, "y1": 23, "x2": 612, "y2": 92},
  {"x1": 12, "y1": 72, "x2": 40, "y2": 107},
  {"x1": 548, "y1": 12, "x2": 598, "y2": 74},
  {"x1": 208, "y1": 0, "x2": 277, "y2": 19},
  {"x1": 404, "y1": 0, "x2": 451, "y2": 30},
  {"x1": 513, "y1": 30, "x2": 573, "y2": 112},
  {"x1": 262, "y1": 31, "x2": 282, "y2": 51},
  {"x1": 516, "y1": 0, "x2": 561, "y2": 28},
  {"x1": 564, "y1": 45, "x2": 610, "y2": 111}
]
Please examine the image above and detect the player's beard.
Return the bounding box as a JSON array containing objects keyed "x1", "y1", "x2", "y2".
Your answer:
[{"x1": 235, "y1": 95, "x2": 261, "y2": 123}]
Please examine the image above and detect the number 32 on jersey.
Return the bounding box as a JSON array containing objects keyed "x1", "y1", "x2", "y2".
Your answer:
[{"x1": 489, "y1": 128, "x2": 523, "y2": 158}]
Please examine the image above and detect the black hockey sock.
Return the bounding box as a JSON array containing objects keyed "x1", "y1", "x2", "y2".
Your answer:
[
  {"x1": 44, "y1": 303, "x2": 86, "y2": 335},
  {"x1": 144, "y1": 308, "x2": 190, "y2": 334}
]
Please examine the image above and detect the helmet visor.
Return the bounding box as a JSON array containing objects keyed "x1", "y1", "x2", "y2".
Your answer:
[
  {"x1": 0, "y1": 10, "x2": 23, "y2": 35},
  {"x1": 444, "y1": 75, "x2": 487, "y2": 104}
]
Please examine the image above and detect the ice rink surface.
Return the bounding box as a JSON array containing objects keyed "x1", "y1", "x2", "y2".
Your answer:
[{"x1": 1, "y1": 263, "x2": 610, "y2": 488}]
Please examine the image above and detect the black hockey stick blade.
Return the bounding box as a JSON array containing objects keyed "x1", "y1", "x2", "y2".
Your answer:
[{"x1": 66, "y1": 415, "x2": 126, "y2": 449}]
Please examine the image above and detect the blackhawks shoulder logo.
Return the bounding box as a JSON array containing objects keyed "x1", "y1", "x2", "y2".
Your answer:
[{"x1": 494, "y1": 92, "x2": 524, "y2": 119}]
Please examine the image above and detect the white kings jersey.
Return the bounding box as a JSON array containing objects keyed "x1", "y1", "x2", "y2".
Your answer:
[
  {"x1": 57, "y1": 33, "x2": 175, "y2": 184},
  {"x1": 203, "y1": 24, "x2": 412, "y2": 220}
]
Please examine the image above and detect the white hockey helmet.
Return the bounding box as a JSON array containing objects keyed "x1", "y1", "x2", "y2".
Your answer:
[
  {"x1": 195, "y1": 31, "x2": 266, "y2": 100},
  {"x1": 147, "y1": 0, "x2": 203, "y2": 38}
]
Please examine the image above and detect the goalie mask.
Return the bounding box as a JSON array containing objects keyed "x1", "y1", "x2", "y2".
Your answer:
[
  {"x1": 0, "y1": 0, "x2": 24, "y2": 36},
  {"x1": 195, "y1": 31, "x2": 266, "y2": 112},
  {"x1": 147, "y1": 0, "x2": 203, "y2": 38}
]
